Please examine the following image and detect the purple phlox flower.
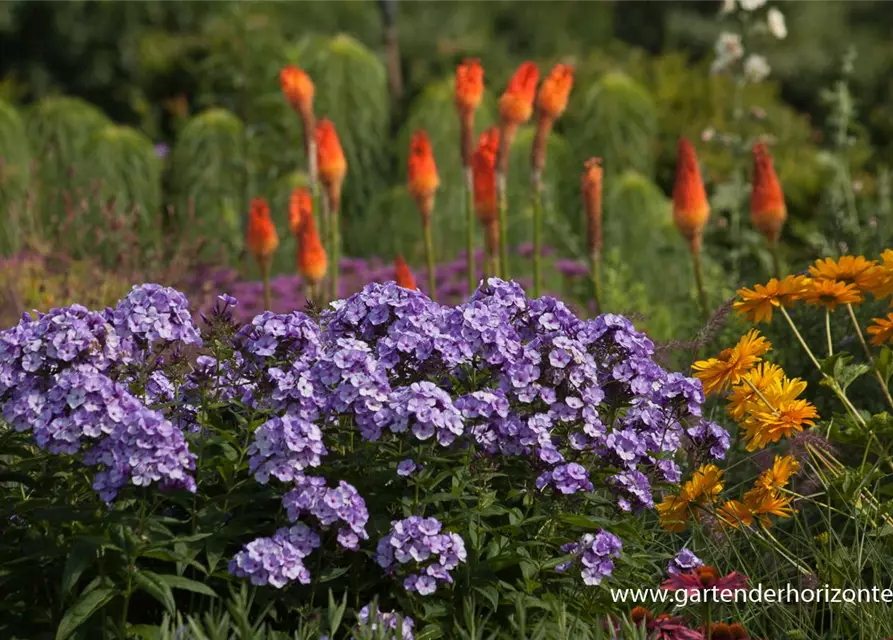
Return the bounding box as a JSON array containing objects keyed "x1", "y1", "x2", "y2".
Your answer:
[
  {"x1": 375, "y1": 516, "x2": 467, "y2": 595},
  {"x1": 668, "y1": 547, "x2": 703, "y2": 576},
  {"x1": 282, "y1": 475, "x2": 369, "y2": 550},
  {"x1": 228, "y1": 523, "x2": 319, "y2": 588}
]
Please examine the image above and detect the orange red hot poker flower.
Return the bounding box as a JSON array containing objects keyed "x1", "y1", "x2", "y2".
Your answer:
[
  {"x1": 750, "y1": 142, "x2": 786, "y2": 243},
  {"x1": 289, "y1": 187, "x2": 312, "y2": 237},
  {"x1": 455, "y1": 58, "x2": 484, "y2": 169},
  {"x1": 393, "y1": 255, "x2": 418, "y2": 290},
  {"x1": 581, "y1": 158, "x2": 603, "y2": 257},
  {"x1": 455, "y1": 58, "x2": 484, "y2": 115},
  {"x1": 407, "y1": 130, "x2": 440, "y2": 225},
  {"x1": 672, "y1": 137, "x2": 710, "y2": 252},
  {"x1": 296, "y1": 208, "x2": 327, "y2": 287},
  {"x1": 471, "y1": 127, "x2": 500, "y2": 225},
  {"x1": 316, "y1": 119, "x2": 347, "y2": 210},
  {"x1": 280, "y1": 65, "x2": 314, "y2": 120},
  {"x1": 246, "y1": 198, "x2": 279, "y2": 261},
  {"x1": 536, "y1": 63, "x2": 574, "y2": 122},
  {"x1": 499, "y1": 62, "x2": 539, "y2": 126}
]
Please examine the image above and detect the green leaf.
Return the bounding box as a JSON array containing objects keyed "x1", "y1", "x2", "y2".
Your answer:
[
  {"x1": 819, "y1": 352, "x2": 870, "y2": 391},
  {"x1": 55, "y1": 586, "x2": 116, "y2": 640},
  {"x1": 156, "y1": 574, "x2": 217, "y2": 598},
  {"x1": 60, "y1": 539, "x2": 99, "y2": 601},
  {"x1": 319, "y1": 566, "x2": 350, "y2": 583},
  {"x1": 133, "y1": 570, "x2": 176, "y2": 615}
]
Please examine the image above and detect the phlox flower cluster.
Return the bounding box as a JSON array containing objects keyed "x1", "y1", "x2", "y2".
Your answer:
[
  {"x1": 375, "y1": 516, "x2": 467, "y2": 595},
  {"x1": 356, "y1": 604, "x2": 415, "y2": 640},
  {"x1": 0, "y1": 286, "x2": 200, "y2": 501},
  {"x1": 228, "y1": 523, "x2": 320, "y2": 588},
  {"x1": 668, "y1": 547, "x2": 704, "y2": 576},
  {"x1": 281, "y1": 475, "x2": 369, "y2": 551},
  {"x1": 555, "y1": 530, "x2": 623, "y2": 585}
]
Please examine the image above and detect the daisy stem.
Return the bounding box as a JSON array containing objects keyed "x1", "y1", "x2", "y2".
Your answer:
[
  {"x1": 825, "y1": 308, "x2": 834, "y2": 357},
  {"x1": 465, "y1": 167, "x2": 476, "y2": 296},
  {"x1": 690, "y1": 247, "x2": 709, "y2": 320},
  {"x1": 845, "y1": 303, "x2": 893, "y2": 412},
  {"x1": 743, "y1": 377, "x2": 778, "y2": 414},
  {"x1": 779, "y1": 307, "x2": 869, "y2": 429}
]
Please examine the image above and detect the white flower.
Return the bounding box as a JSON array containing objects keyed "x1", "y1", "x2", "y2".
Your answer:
[
  {"x1": 739, "y1": 0, "x2": 767, "y2": 10},
  {"x1": 712, "y1": 32, "x2": 744, "y2": 73},
  {"x1": 767, "y1": 8, "x2": 787, "y2": 39},
  {"x1": 744, "y1": 54, "x2": 771, "y2": 83},
  {"x1": 701, "y1": 128, "x2": 716, "y2": 143},
  {"x1": 720, "y1": 0, "x2": 736, "y2": 14}
]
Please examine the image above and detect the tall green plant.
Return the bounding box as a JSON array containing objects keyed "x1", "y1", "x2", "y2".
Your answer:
[{"x1": 0, "y1": 99, "x2": 31, "y2": 255}]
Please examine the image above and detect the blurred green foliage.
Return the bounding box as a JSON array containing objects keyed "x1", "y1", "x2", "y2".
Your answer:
[{"x1": 1, "y1": 0, "x2": 892, "y2": 342}]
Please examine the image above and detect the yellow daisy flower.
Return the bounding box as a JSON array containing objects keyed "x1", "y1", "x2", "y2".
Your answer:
[
  {"x1": 808, "y1": 255, "x2": 884, "y2": 292},
  {"x1": 692, "y1": 330, "x2": 772, "y2": 396},
  {"x1": 726, "y1": 362, "x2": 785, "y2": 419},
  {"x1": 717, "y1": 499, "x2": 755, "y2": 528},
  {"x1": 681, "y1": 464, "x2": 724, "y2": 502},
  {"x1": 798, "y1": 279, "x2": 863, "y2": 311},
  {"x1": 755, "y1": 455, "x2": 800, "y2": 493},
  {"x1": 743, "y1": 488, "x2": 795, "y2": 524},
  {"x1": 657, "y1": 494, "x2": 690, "y2": 532},
  {"x1": 742, "y1": 398, "x2": 819, "y2": 451},
  {"x1": 733, "y1": 275, "x2": 811, "y2": 324},
  {"x1": 867, "y1": 312, "x2": 893, "y2": 346}
]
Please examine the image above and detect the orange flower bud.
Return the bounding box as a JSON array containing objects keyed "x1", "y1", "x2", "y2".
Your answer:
[
  {"x1": 296, "y1": 209, "x2": 327, "y2": 285},
  {"x1": 289, "y1": 187, "x2": 312, "y2": 237},
  {"x1": 246, "y1": 198, "x2": 279, "y2": 260},
  {"x1": 750, "y1": 142, "x2": 786, "y2": 243},
  {"x1": 672, "y1": 138, "x2": 711, "y2": 252},
  {"x1": 471, "y1": 127, "x2": 500, "y2": 225},
  {"x1": 280, "y1": 65, "x2": 315, "y2": 119},
  {"x1": 455, "y1": 58, "x2": 484, "y2": 114},
  {"x1": 393, "y1": 255, "x2": 418, "y2": 290},
  {"x1": 499, "y1": 62, "x2": 539, "y2": 126},
  {"x1": 581, "y1": 158, "x2": 603, "y2": 257},
  {"x1": 316, "y1": 119, "x2": 347, "y2": 210},
  {"x1": 536, "y1": 63, "x2": 574, "y2": 121},
  {"x1": 407, "y1": 130, "x2": 440, "y2": 224}
]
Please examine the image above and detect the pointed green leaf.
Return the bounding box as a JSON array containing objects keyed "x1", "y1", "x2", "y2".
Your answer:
[
  {"x1": 55, "y1": 586, "x2": 116, "y2": 640},
  {"x1": 155, "y1": 574, "x2": 217, "y2": 598},
  {"x1": 60, "y1": 539, "x2": 99, "y2": 601},
  {"x1": 133, "y1": 570, "x2": 176, "y2": 615}
]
